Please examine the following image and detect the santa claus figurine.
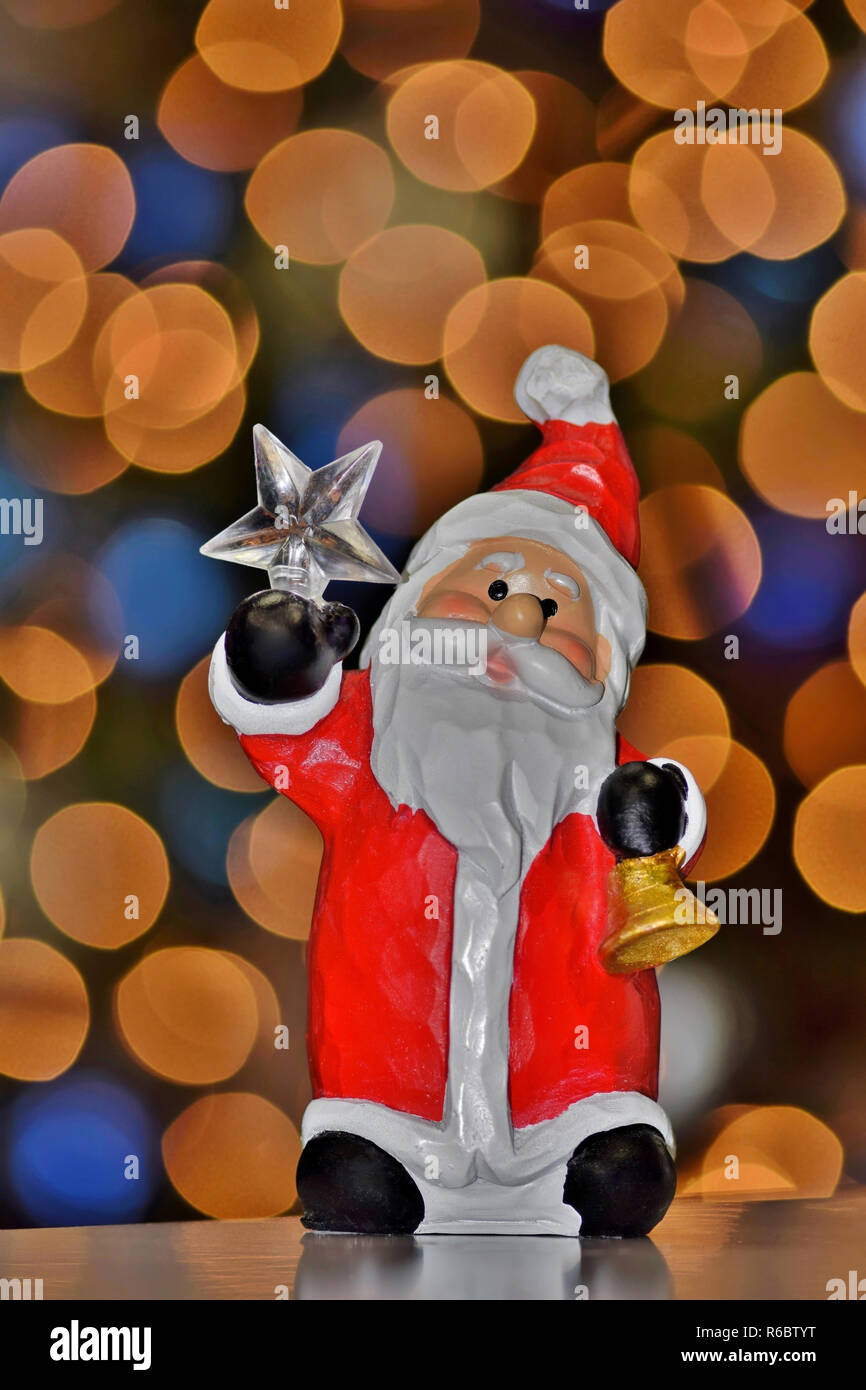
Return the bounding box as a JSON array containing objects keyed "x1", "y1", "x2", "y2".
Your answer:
[{"x1": 206, "y1": 345, "x2": 712, "y2": 1238}]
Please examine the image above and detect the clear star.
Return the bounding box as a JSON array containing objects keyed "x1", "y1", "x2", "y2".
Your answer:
[{"x1": 200, "y1": 424, "x2": 400, "y2": 601}]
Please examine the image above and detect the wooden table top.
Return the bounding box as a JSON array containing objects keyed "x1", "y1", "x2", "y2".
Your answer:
[{"x1": 1, "y1": 1191, "x2": 863, "y2": 1300}]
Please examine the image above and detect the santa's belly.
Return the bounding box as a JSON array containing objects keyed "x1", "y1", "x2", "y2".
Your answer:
[{"x1": 305, "y1": 811, "x2": 661, "y2": 1156}]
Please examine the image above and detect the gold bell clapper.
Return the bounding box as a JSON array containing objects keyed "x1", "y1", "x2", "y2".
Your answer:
[{"x1": 599, "y1": 845, "x2": 720, "y2": 975}]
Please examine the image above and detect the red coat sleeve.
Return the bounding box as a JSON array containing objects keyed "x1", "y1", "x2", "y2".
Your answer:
[{"x1": 238, "y1": 669, "x2": 374, "y2": 833}]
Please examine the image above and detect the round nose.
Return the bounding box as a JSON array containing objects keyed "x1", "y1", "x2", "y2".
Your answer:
[{"x1": 491, "y1": 592, "x2": 546, "y2": 640}]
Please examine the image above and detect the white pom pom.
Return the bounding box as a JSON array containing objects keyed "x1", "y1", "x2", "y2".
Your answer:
[{"x1": 514, "y1": 345, "x2": 615, "y2": 427}]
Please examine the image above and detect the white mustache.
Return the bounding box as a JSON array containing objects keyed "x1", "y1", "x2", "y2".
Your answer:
[{"x1": 400, "y1": 617, "x2": 604, "y2": 719}]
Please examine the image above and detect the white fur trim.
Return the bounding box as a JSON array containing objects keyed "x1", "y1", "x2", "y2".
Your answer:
[
  {"x1": 207, "y1": 633, "x2": 342, "y2": 737},
  {"x1": 649, "y1": 756, "x2": 706, "y2": 870},
  {"x1": 301, "y1": 1089, "x2": 672, "y2": 1236},
  {"x1": 514, "y1": 345, "x2": 615, "y2": 427},
  {"x1": 418, "y1": 1171, "x2": 582, "y2": 1236}
]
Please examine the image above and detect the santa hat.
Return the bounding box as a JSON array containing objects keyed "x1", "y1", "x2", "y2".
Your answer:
[
  {"x1": 497, "y1": 345, "x2": 641, "y2": 569},
  {"x1": 361, "y1": 346, "x2": 647, "y2": 707}
]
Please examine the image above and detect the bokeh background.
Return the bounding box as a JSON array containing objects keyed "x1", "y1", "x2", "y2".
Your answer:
[{"x1": 0, "y1": 0, "x2": 864, "y2": 1228}]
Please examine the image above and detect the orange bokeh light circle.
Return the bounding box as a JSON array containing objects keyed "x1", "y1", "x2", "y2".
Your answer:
[
  {"x1": 142, "y1": 260, "x2": 259, "y2": 378},
  {"x1": 692, "y1": 1104, "x2": 843, "y2": 1200},
  {"x1": 158, "y1": 54, "x2": 303, "y2": 173},
  {"x1": 604, "y1": 0, "x2": 826, "y2": 113},
  {"x1": 740, "y1": 372, "x2": 866, "y2": 518},
  {"x1": 794, "y1": 767, "x2": 866, "y2": 912},
  {"x1": 228, "y1": 797, "x2": 323, "y2": 940},
  {"x1": 116, "y1": 947, "x2": 259, "y2": 1084},
  {"x1": 196, "y1": 0, "x2": 342, "y2": 93},
  {"x1": 810, "y1": 272, "x2": 866, "y2": 412},
  {"x1": 639, "y1": 485, "x2": 762, "y2": 639},
  {"x1": 532, "y1": 218, "x2": 681, "y2": 382},
  {"x1": 849, "y1": 592, "x2": 866, "y2": 689},
  {"x1": 162, "y1": 1092, "x2": 301, "y2": 1218},
  {"x1": 784, "y1": 661, "x2": 866, "y2": 788},
  {"x1": 99, "y1": 283, "x2": 240, "y2": 430},
  {"x1": 0, "y1": 625, "x2": 95, "y2": 704},
  {"x1": 337, "y1": 388, "x2": 484, "y2": 536},
  {"x1": 697, "y1": 740, "x2": 776, "y2": 882},
  {"x1": 617, "y1": 663, "x2": 730, "y2": 762},
  {"x1": 246, "y1": 130, "x2": 395, "y2": 267},
  {"x1": 0, "y1": 144, "x2": 134, "y2": 271},
  {"x1": 339, "y1": 224, "x2": 486, "y2": 364},
  {"x1": 0, "y1": 229, "x2": 88, "y2": 374},
  {"x1": 340, "y1": 0, "x2": 481, "y2": 82},
  {"x1": 31, "y1": 802, "x2": 170, "y2": 948},
  {"x1": 23, "y1": 271, "x2": 137, "y2": 417},
  {"x1": 0, "y1": 938, "x2": 89, "y2": 1081},
  {"x1": 8, "y1": 405, "x2": 128, "y2": 494},
  {"x1": 629, "y1": 422, "x2": 726, "y2": 494},
  {"x1": 176, "y1": 656, "x2": 265, "y2": 793},
  {"x1": 386, "y1": 60, "x2": 536, "y2": 192},
  {"x1": 444, "y1": 277, "x2": 594, "y2": 422},
  {"x1": 541, "y1": 162, "x2": 633, "y2": 242},
  {"x1": 12, "y1": 689, "x2": 97, "y2": 780},
  {"x1": 491, "y1": 70, "x2": 596, "y2": 205}
]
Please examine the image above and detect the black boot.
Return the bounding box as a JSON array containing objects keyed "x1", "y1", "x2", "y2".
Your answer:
[
  {"x1": 563, "y1": 1124, "x2": 676, "y2": 1238},
  {"x1": 297, "y1": 1131, "x2": 425, "y2": 1235}
]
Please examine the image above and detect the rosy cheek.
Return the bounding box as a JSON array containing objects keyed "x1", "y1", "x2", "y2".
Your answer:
[
  {"x1": 542, "y1": 629, "x2": 598, "y2": 681},
  {"x1": 416, "y1": 590, "x2": 490, "y2": 623}
]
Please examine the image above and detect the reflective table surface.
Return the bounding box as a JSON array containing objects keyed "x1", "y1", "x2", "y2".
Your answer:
[{"x1": 1, "y1": 1191, "x2": 862, "y2": 1300}]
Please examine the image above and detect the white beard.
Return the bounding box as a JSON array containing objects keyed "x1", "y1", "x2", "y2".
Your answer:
[{"x1": 369, "y1": 622, "x2": 620, "y2": 898}]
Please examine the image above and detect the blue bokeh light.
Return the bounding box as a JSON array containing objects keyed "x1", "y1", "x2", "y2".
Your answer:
[
  {"x1": 121, "y1": 145, "x2": 236, "y2": 265},
  {"x1": 700, "y1": 246, "x2": 845, "y2": 346},
  {"x1": 829, "y1": 61, "x2": 866, "y2": 202},
  {"x1": 269, "y1": 352, "x2": 402, "y2": 467},
  {"x1": 95, "y1": 517, "x2": 232, "y2": 677},
  {"x1": 0, "y1": 113, "x2": 76, "y2": 189},
  {"x1": 731, "y1": 247, "x2": 843, "y2": 307},
  {"x1": 9, "y1": 1072, "x2": 157, "y2": 1226},
  {"x1": 742, "y1": 512, "x2": 856, "y2": 651},
  {"x1": 158, "y1": 764, "x2": 262, "y2": 886}
]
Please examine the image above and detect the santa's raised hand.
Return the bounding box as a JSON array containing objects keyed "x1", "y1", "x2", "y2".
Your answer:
[{"x1": 225, "y1": 590, "x2": 359, "y2": 703}]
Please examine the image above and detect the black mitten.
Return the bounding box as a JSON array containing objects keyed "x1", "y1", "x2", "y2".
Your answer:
[
  {"x1": 225, "y1": 590, "x2": 359, "y2": 704},
  {"x1": 596, "y1": 761, "x2": 687, "y2": 859}
]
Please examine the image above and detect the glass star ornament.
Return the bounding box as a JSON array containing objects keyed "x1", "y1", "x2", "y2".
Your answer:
[{"x1": 200, "y1": 424, "x2": 400, "y2": 602}]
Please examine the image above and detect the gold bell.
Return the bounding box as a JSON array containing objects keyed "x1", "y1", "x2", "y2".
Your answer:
[{"x1": 599, "y1": 845, "x2": 719, "y2": 975}]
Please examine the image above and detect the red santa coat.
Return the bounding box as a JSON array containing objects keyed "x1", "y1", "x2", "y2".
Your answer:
[{"x1": 239, "y1": 666, "x2": 659, "y2": 1132}]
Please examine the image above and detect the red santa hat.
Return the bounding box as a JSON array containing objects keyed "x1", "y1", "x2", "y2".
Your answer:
[
  {"x1": 362, "y1": 346, "x2": 647, "y2": 704},
  {"x1": 495, "y1": 344, "x2": 641, "y2": 569}
]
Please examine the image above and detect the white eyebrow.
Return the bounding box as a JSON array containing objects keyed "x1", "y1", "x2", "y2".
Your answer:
[
  {"x1": 545, "y1": 568, "x2": 580, "y2": 599},
  {"x1": 476, "y1": 551, "x2": 524, "y2": 574}
]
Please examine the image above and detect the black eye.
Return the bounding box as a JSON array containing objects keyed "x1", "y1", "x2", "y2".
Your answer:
[
  {"x1": 488, "y1": 579, "x2": 508, "y2": 601},
  {"x1": 540, "y1": 598, "x2": 558, "y2": 620}
]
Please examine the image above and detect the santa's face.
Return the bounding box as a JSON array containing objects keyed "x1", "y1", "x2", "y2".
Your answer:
[
  {"x1": 416, "y1": 535, "x2": 611, "y2": 686},
  {"x1": 368, "y1": 532, "x2": 623, "y2": 870}
]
